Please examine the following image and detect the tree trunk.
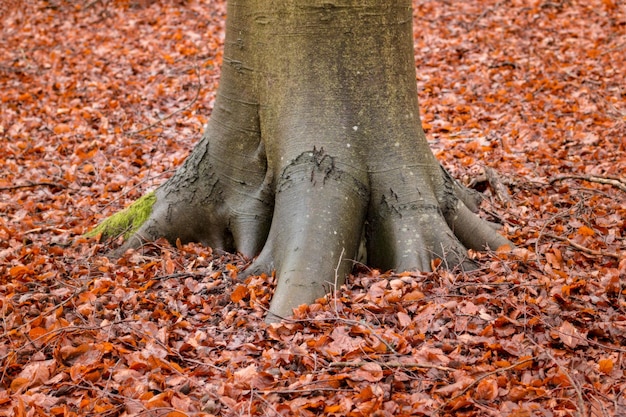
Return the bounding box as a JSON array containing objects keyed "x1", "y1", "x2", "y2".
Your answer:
[{"x1": 92, "y1": 0, "x2": 511, "y2": 321}]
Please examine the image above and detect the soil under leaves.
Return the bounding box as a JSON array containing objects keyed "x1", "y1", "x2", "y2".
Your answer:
[{"x1": 1, "y1": 0, "x2": 625, "y2": 416}]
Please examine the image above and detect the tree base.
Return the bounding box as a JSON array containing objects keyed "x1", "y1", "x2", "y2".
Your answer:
[{"x1": 87, "y1": 0, "x2": 513, "y2": 321}]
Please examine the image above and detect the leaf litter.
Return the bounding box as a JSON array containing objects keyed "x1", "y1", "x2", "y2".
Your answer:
[{"x1": 0, "y1": 0, "x2": 624, "y2": 415}]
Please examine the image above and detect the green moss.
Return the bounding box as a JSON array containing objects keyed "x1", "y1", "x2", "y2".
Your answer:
[{"x1": 85, "y1": 192, "x2": 156, "y2": 240}]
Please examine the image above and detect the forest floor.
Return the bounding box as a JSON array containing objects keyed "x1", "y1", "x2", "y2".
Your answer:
[{"x1": 1, "y1": 0, "x2": 625, "y2": 416}]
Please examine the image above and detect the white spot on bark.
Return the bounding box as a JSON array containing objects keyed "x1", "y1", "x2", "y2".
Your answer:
[
  {"x1": 346, "y1": 143, "x2": 351, "y2": 148},
  {"x1": 394, "y1": 142, "x2": 400, "y2": 147},
  {"x1": 352, "y1": 125, "x2": 358, "y2": 131}
]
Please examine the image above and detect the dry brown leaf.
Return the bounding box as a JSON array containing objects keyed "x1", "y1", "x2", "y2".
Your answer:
[
  {"x1": 474, "y1": 378, "x2": 499, "y2": 401},
  {"x1": 351, "y1": 362, "x2": 384, "y2": 382},
  {"x1": 558, "y1": 321, "x2": 588, "y2": 349}
]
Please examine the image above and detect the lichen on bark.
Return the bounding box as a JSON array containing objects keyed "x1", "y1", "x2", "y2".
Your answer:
[{"x1": 85, "y1": 192, "x2": 156, "y2": 240}]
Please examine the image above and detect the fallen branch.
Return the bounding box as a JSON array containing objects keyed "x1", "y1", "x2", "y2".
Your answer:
[
  {"x1": 24, "y1": 227, "x2": 69, "y2": 235},
  {"x1": 544, "y1": 233, "x2": 621, "y2": 260},
  {"x1": 435, "y1": 357, "x2": 535, "y2": 414},
  {"x1": 0, "y1": 182, "x2": 64, "y2": 191},
  {"x1": 330, "y1": 360, "x2": 457, "y2": 372},
  {"x1": 601, "y1": 42, "x2": 626, "y2": 56},
  {"x1": 551, "y1": 174, "x2": 626, "y2": 193}
]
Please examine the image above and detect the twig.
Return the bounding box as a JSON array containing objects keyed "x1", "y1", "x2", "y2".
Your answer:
[
  {"x1": 279, "y1": 315, "x2": 399, "y2": 354},
  {"x1": 332, "y1": 248, "x2": 345, "y2": 316},
  {"x1": 540, "y1": 317, "x2": 626, "y2": 353},
  {"x1": 330, "y1": 361, "x2": 456, "y2": 372},
  {"x1": 551, "y1": 174, "x2": 626, "y2": 193},
  {"x1": 467, "y1": 2, "x2": 503, "y2": 31},
  {"x1": 601, "y1": 42, "x2": 626, "y2": 56},
  {"x1": 0, "y1": 287, "x2": 84, "y2": 341},
  {"x1": 24, "y1": 227, "x2": 69, "y2": 235},
  {"x1": 125, "y1": 65, "x2": 202, "y2": 136},
  {"x1": 0, "y1": 182, "x2": 64, "y2": 191},
  {"x1": 152, "y1": 272, "x2": 207, "y2": 281},
  {"x1": 527, "y1": 338, "x2": 587, "y2": 417},
  {"x1": 544, "y1": 233, "x2": 621, "y2": 260},
  {"x1": 436, "y1": 357, "x2": 535, "y2": 414},
  {"x1": 534, "y1": 203, "x2": 581, "y2": 271},
  {"x1": 329, "y1": 317, "x2": 399, "y2": 354},
  {"x1": 0, "y1": 65, "x2": 33, "y2": 74},
  {"x1": 260, "y1": 387, "x2": 352, "y2": 395},
  {"x1": 83, "y1": 0, "x2": 103, "y2": 10},
  {"x1": 0, "y1": 319, "x2": 138, "y2": 362}
]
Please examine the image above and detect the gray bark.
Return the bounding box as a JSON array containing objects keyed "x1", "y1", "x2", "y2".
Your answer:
[{"x1": 113, "y1": 0, "x2": 512, "y2": 321}]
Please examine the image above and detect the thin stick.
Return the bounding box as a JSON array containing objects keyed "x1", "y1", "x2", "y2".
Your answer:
[
  {"x1": 330, "y1": 361, "x2": 456, "y2": 372},
  {"x1": 528, "y1": 338, "x2": 587, "y2": 417},
  {"x1": 435, "y1": 357, "x2": 535, "y2": 414},
  {"x1": 551, "y1": 174, "x2": 626, "y2": 193},
  {"x1": 0, "y1": 182, "x2": 63, "y2": 191},
  {"x1": 544, "y1": 233, "x2": 621, "y2": 260},
  {"x1": 125, "y1": 66, "x2": 202, "y2": 136},
  {"x1": 332, "y1": 248, "x2": 345, "y2": 316},
  {"x1": 280, "y1": 315, "x2": 399, "y2": 354}
]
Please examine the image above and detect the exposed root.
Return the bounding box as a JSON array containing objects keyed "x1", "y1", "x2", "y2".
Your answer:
[{"x1": 90, "y1": 145, "x2": 513, "y2": 322}]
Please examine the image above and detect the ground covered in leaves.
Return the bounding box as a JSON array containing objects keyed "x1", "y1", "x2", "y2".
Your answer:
[{"x1": 1, "y1": 0, "x2": 625, "y2": 416}]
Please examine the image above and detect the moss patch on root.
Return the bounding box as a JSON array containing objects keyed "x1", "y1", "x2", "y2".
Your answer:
[{"x1": 85, "y1": 192, "x2": 156, "y2": 240}]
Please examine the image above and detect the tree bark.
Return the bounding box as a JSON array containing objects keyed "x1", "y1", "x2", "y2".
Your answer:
[{"x1": 93, "y1": 0, "x2": 511, "y2": 321}]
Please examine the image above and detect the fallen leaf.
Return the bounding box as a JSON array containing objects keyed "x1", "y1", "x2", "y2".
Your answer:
[{"x1": 474, "y1": 378, "x2": 498, "y2": 401}]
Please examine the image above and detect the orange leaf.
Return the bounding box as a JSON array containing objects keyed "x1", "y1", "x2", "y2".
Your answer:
[
  {"x1": 9, "y1": 265, "x2": 31, "y2": 278},
  {"x1": 352, "y1": 363, "x2": 383, "y2": 382},
  {"x1": 403, "y1": 290, "x2": 424, "y2": 301},
  {"x1": 10, "y1": 377, "x2": 29, "y2": 393},
  {"x1": 225, "y1": 263, "x2": 238, "y2": 278},
  {"x1": 230, "y1": 285, "x2": 249, "y2": 303},
  {"x1": 28, "y1": 327, "x2": 47, "y2": 340},
  {"x1": 82, "y1": 163, "x2": 95, "y2": 174},
  {"x1": 59, "y1": 343, "x2": 90, "y2": 362},
  {"x1": 598, "y1": 358, "x2": 614, "y2": 374},
  {"x1": 474, "y1": 378, "x2": 499, "y2": 401},
  {"x1": 53, "y1": 123, "x2": 71, "y2": 134},
  {"x1": 577, "y1": 225, "x2": 595, "y2": 236},
  {"x1": 84, "y1": 369, "x2": 102, "y2": 383},
  {"x1": 508, "y1": 386, "x2": 528, "y2": 401},
  {"x1": 145, "y1": 391, "x2": 173, "y2": 409},
  {"x1": 164, "y1": 257, "x2": 175, "y2": 274},
  {"x1": 324, "y1": 404, "x2": 343, "y2": 413},
  {"x1": 514, "y1": 356, "x2": 534, "y2": 370}
]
